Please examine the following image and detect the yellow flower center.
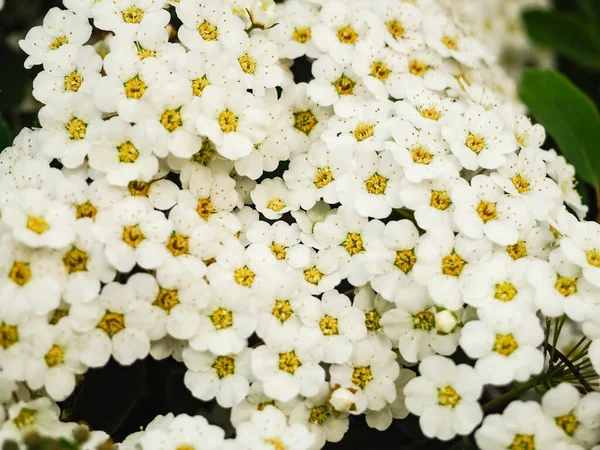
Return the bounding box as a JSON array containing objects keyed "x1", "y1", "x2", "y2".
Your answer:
[
  {"x1": 332, "y1": 75, "x2": 355, "y2": 96},
  {"x1": 26, "y1": 216, "x2": 49, "y2": 234},
  {"x1": 586, "y1": 250, "x2": 600, "y2": 268},
  {"x1": 272, "y1": 299, "x2": 293, "y2": 323},
  {"x1": 196, "y1": 197, "x2": 216, "y2": 220},
  {"x1": 75, "y1": 201, "x2": 97, "y2": 220},
  {"x1": 117, "y1": 141, "x2": 140, "y2": 163},
  {"x1": 234, "y1": 266, "x2": 255, "y2": 287},
  {"x1": 278, "y1": 351, "x2": 301, "y2": 374},
  {"x1": 371, "y1": 61, "x2": 390, "y2": 80},
  {"x1": 293, "y1": 27, "x2": 312, "y2": 43},
  {"x1": 153, "y1": 288, "x2": 180, "y2": 314},
  {"x1": 314, "y1": 168, "x2": 333, "y2": 188},
  {"x1": 430, "y1": 190, "x2": 451, "y2": 210},
  {"x1": 395, "y1": 249, "x2": 416, "y2": 273},
  {"x1": 213, "y1": 355, "x2": 235, "y2": 378},
  {"x1": 210, "y1": 307, "x2": 234, "y2": 329},
  {"x1": 0, "y1": 323, "x2": 19, "y2": 349},
  {"x1": 495, "y1": 281, "x2": 517, "y2": 302},
  {"x1": 97, "y1": 311, "x2": 126, "y2": 337},
  {"x1": 265, "y1": 439, "x2": 285, "y2": 450},
  {"x1": 386, "y1": 19, "x2": 404, "y2": 38},
  {"x1": 507, "y1": 240, "x2": 527, "y2": 260},
  {"x1": 309, "y1": 405, "x2": 330, "y2": 425},
  {"x1": 365, "y1": 310, "x2": 381, "y2": 331},
  {"x1": 193, "y1": 140, "x2": 216, "y2": 165},
  {"x1": 122, "y1": 6, "x2": 144, "y2": 24},
  {"x1": 364, "y1": 173, "x2": 388, "y2": 195},
  {"x1": 267, "y1": 198, "x2": 286, "y2": 212},
  {"x1": 477, "y1": 201, "x2": 497, "y2": 223},
  {"x1": 238, "y1": 55, "x2": 257, "y2": 74},
  {"x1": 555, "y1": 413, "x2": 578, "y2": 437},
  {"x1": 420, "y1": 107, "x2": 441, "y2": 121},
  {"x1": 493, "y1": 333, "x2": 518, "y2": 356},
  {"x1": 63, "y1": 247, "x2": 88, "y2": 273},
  {"x1": 64, "y1": 71, "x2": 83, "y2": 92},
  {"x1": 192, "y1": 76, "x2": 210, "y2": 97},
  {"x1": 319, "y1": 315, "x2": 339, "y2": 336},
  {"x1": 50, "y1": 36, "x2": 69, "y2": 50},
  {"x1": 466, "y1": 134, "x2": 486, "y2": 153},
  {"x1": 218, "y1": 109, "x2": 238, "y2": 133},
  {"x1": 304, "y1": 267, "x2": 323, "y2": 285},
  {"x1": 65, "y1": 118, "x2": 87, "y2": 140},
  {"x1": 266, "y1": 242, "x2": 285, "y2": 260},
  {"x1": 12, "y1": 408, "x2": 37, "y2": 429},
  {"x1": 412, "y1": 147, "x2": 433, "y2": 164},
  {"x1": 441, "y1": 253, "x2": 466, "y2": 277},
  {"x1": 352, "y1": 366, "x2": 373, "y2": 389},
  {"x1": 412, "y1": 310, "x2": 435, "y2": 330},
  {"x1": 128, "y1": 180, "x2": 150, "y2": 197},
  {"x1": 166, "y1": 233, "x2": 189, "y2": 257},
  {"x1": 137, "y1": 45, "x2": 156, "y2": 60},
  {"x1": 442, "y1": 35, "x2": 459, "y2": 51},
  {"x1": 509, "y1": 435, "x2": 535, "y2": 450},
  {"x1": 337, "y1": 25, "x2": 358, "y2": 44},
  {"x1": 409, "y1": 60, "x2": 427, "y2": 76},
  {"x1": 177, "y1": 446, "x2": 195, "y2": 450},
  {"x1": 555, "y1": 277, "x2": 578, "y2": 297},
  {"x1": 512, "y1": 174, "x2": 531, "y2": 193},
  {"x1": 124, "y1": 76, "x2": 147, "y2": 99},
  {"x1": 257, "y1": 401, "x2": 275, "y2": 411},
  {"x1": 160, "y1": 109, "x2": 183, "y2": 132},
  {"x1": 354, "y1": 123, "x2": 374, "y2": 142},
  {"x1": 198, "y1": 21, "x2": 218, "y2": 40},
  {"x1": 343, "y1": 232, "x2": 364, "y2": 256},
  {"x1": 44, "y1": 344, "x2": 65, "y2": 367},
  {"x1": 293, "y1": 109, "x2": 318, "y2": 135},
  {"x1": 9, "y1": 262, "x2": 31, "y2": 286},
  {"x1": 438, "y1": 386, "x2": 460, "y2": 407},
  {"x1": 122, "y1": 225, "x2": 145, "y2": 248}
]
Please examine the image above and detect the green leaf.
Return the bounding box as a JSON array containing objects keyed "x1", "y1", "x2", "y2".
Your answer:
[
  {"x1": 576, "y1": 0, "x2": 600, "y2": 25},
  {"x1": 523, "y1": 10, "x2": 600, "y2": 70},
  {"x1": 0, "y1": 115, "x2": 12, "y2": 149},
  {"x1": 450, "y1": 436, "x2": 478, "y2": 450},
  {"x1": 519, "y1": 69, "x2": 600, "y2": 187}
]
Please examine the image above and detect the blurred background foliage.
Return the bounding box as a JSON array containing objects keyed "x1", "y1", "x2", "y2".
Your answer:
[{"x1": 1, "y1": 0, "x2": 600, "y2": 449}]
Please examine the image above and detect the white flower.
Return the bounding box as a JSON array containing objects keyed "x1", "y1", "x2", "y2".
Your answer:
[
  {"x1": 459, "y1": 312, "x2": 544, "y2": 385},
  {"x1": 511, "y1": 114, "x2": 546, "y2": 149},
  {"x1": 329, "y1": 385, "x2": 368, "y2": 417},
  {"x1": 291, "y1": 202, "x2": 333, "y2": 249},
  {"x1": 395, "y1": 87, "x2": 465, "y2": 131},
  {"x1": 251, "y1": 177, "x2": 299, "y2": 220},
  {"x1": 352, "y1": 285, "x2": 394, "y2": 353},
  {"x1": 404, "y1": 355, "x2": 483, "y2": 441},
  {"x1": 33, "y1": 44, "x2": 102, "y2": 104},
  {"x1": 560, "y1": 220, "x2": 600, "y2": 289},
  {"x1": 299, "y1": 290, "x2": 367, "y2": 364},
  {"x1": 183, "y1": 347, "x2": 253, "y2": 408},
  {"x1": 251, "y1": 328, "x2": 325, "y2": 402},
  {"x1": 475, "y1": 401, "x2": 568, "y2": 450},
  {"x1": 547, "y1": 155, "x2": 589, "y2": 220},
  {"x1": 286, "y1": 246, "x2": 343, "y2": 294},
  {"x1": 235, "y1": 406, "x2": 315, "y2": 450},
  {"x1": 352, "y1": 44, "x2": 407, "y2": 100},
  {"x1": 92, "y1": 0, "x2": 170, "y2": 37},
  {"x1": 337, "y1": 151, "x2": 403, "y2": 219},
  {"x1": 175, "y1": 51, "x2": 234, "y2": 101},
  {"x1": 442, "y1": 104, "x2": 518, "y2": 170},
  {"x1": 269, "y1": 0, "x2": 321, "y2": 59},
  {"x1": 70, "y1": 282, "x2": 153, "y2": 367},
  {"x1": 373, "y1": 0, "x2": 424, "y2": 54},
  {"x1": 231, "y1": 380, "x2": 301, "y2": 427},
  {"x1": 1, "y1": 398, "x2": 67, "y2": 440},
  {"x1": 329, "y1": 340, "x2": 399, "y2": 412},
  {"x1": 196, "y1": 85, "x2": 269, "y2": 160},
  {"x1": 246, "y1": 220, "x2": 301, "y2": 264},
  {"x1": 88, "y1": 117, "x2": 159, "y2": 186},
  {"x1": 19, "y1": 7, "x2": 92, "y2": 68},
  {"x1": 582, "y1": 305, "x2": 600, "y2": 376}
]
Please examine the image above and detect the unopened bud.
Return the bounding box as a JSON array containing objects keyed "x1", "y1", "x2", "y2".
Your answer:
[
  {"x1": 73, "y1": 425, "x2": 91, "y2": 444},
  {"x1": 330, "y1": 387, "x2": 367, "y2": 415},
  {"x1": 435, "y1": 309, "x2": 458, "y2": 335}
]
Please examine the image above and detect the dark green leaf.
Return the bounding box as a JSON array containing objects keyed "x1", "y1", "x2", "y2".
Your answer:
[
  {"x1": 576, "y1": 0, "x2": 600, "y2": 25},
  {"x1": 0, "y1": 44, "x2": 29, "y2": 112},
  {"x1": 519, "y1": 69, "x2": 600, "y2": 187},
  {"x1": 523, "y1": 10, "x2": 600, "y2": 70},
  {"x1": 0, "y1": 115, "x2": 12, "y2": 149},
  {"x1": 450, "y1": 436, "x2": 478, "y2": 450}
]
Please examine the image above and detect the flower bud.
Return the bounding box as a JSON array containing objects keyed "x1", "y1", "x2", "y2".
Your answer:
[
  {"x1": 435, "y1": 309, "x2": 458, "y2": 335},
  {"x1": 330, "y1": 386, "x2": 367, "y2": 415}
]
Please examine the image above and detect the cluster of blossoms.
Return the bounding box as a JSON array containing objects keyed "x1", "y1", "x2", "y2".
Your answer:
[{"x1": 0, "y1": 0, "x2": 599, "y2": 449}]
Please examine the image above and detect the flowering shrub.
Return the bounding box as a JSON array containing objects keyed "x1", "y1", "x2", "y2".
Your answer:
[{"x1": 0, "y1": 0, "x2": 599, "y2": 449}]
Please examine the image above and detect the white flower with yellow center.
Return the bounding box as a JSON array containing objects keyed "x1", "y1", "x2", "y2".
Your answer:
[
  {"x1": 459, "y1": 312, "x2": 544, "y2": 385},
  {"x1": 251, "y1": 329, "x2": 325, "y2": 402},
  {"x1": 188, "y1": 283, "x2": 257, "y2": 356},
  {"x1": 175, "y1": 51, "x2": 234, "y2": 104},
  {"x1": 442, "y1": 104, "x2": 518, "y2": 171},
  {"x1": 528, "y1": 247, "x2": 600, "y2": 321},
  {"x1": 269, "y1": 0, "x2": 321, "y2": 59},
  {"x1": 547, "y1": 156, "x2": 588, "y2": 220},
  {"x1": 88, "y1": 117, "x2": 159, "y2": 187},
  {"x1": 251, "y1": 177, "x2": 299, "y2": 220},
  {"x1": 337, "y1": 150, "x2": 403, "y2": 219},
  {"x1": 289, "y1": 382, "x2": 350, "y2": 449},
  {"x1": 284, "y1": 141, "x2": 355, "y2": 210},
  {"x1": 176, "y1": 0, "x2": 245, "y2": 55},
  {"x1": 92, "y1": 0, "x2": 169, "y2": 37},
  {"x1": 329, "y1": 339, "x2": 399, "y2": 412},
  {"x1": 1, "y1": 398, "x2": 68, "y2": 440},
  {"x1": 33, "y1": 44, "x2": 102, "y2": 104},
  {"x1": 373, "y1": 0, "x2": 424, "y2": 54},
  {"x1": 123, "y1": 175, "x2": 180, "y2": 211},
  {"x1": 451, "y1": 174, "x2": 533, "y2": 246},
  {"x1": 92, "y1": 197, "x2": 172, "y2": 272},
  {"x1": 299, "y1": 290, "x2": 367, "y2": 364},
  {"x1": 352, "y1": 44, "x2": 407, "y2": 101},
  {"x1": 93, "y1": 47, "x2": 170, "y2": 123},
  {"x1": 510, "y1": 114, "x2": 546, "y2": 150},
  {"x1": 236, "y1": 405, "x2": 315, "y2": 450},
  {"x1": 2, "y1": 188, "x2": 76, "y2": 250},
  {"x1": 559, "y1": 220, "x2": 600, "y2": 290},
  {"x1": 352, "y1": 285, "x2": 394, "y2": 353},
  {"x1": 475, "y1": 401, "x2": 568, "y2": 450},
  {"x1": 311, "y1": 0, "x2": 384, "y2": 65},
  {"x1": 494, "y1": 224, "x2": 554, "y2": 263},
  {"x1": 287, "y1": 245, "x2": 343, "y2": 294},
  {"x1": 246, "y1": 220, "x2": 301, "y2": 265},
  {"x1": 195, "y1": 85, "x2": 269, "y2": 160},
  {"x1": 19, "y1": 7, "x2": 92, "y2": 68},
  {"x1": 24, "y1": 319, "x2": 86, "y2": 401},
  {"x1": 70, "y1": 282, "x2": 153, "y2": 367},
  {"x1": 395, "y1": 87, "x2": 465, "y2": 131},
  {"x1": 183, "y1": 347, "x2": 253, "y2": 408},
  {"x1": 412, "y1": 228, "x2": 491, "y2": 310},
  {"x1": 541, "y1": 383, "x2": 600, "y2": 448},
  {"x1": 404, "y1": 355, "x2": 483, "y2": 441},
  {"x1": 38, "y1": 94, "x2": 101, "y2": 168}
]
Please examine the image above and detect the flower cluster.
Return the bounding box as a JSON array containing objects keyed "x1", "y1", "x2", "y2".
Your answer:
[{"x1": 0, "y1": 0, "x2": 599, "y2": 449}]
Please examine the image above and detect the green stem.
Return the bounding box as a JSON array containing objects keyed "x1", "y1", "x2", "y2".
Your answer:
[{"x1": 482, "y1": 377, "x2": 539, "y2": 412}]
